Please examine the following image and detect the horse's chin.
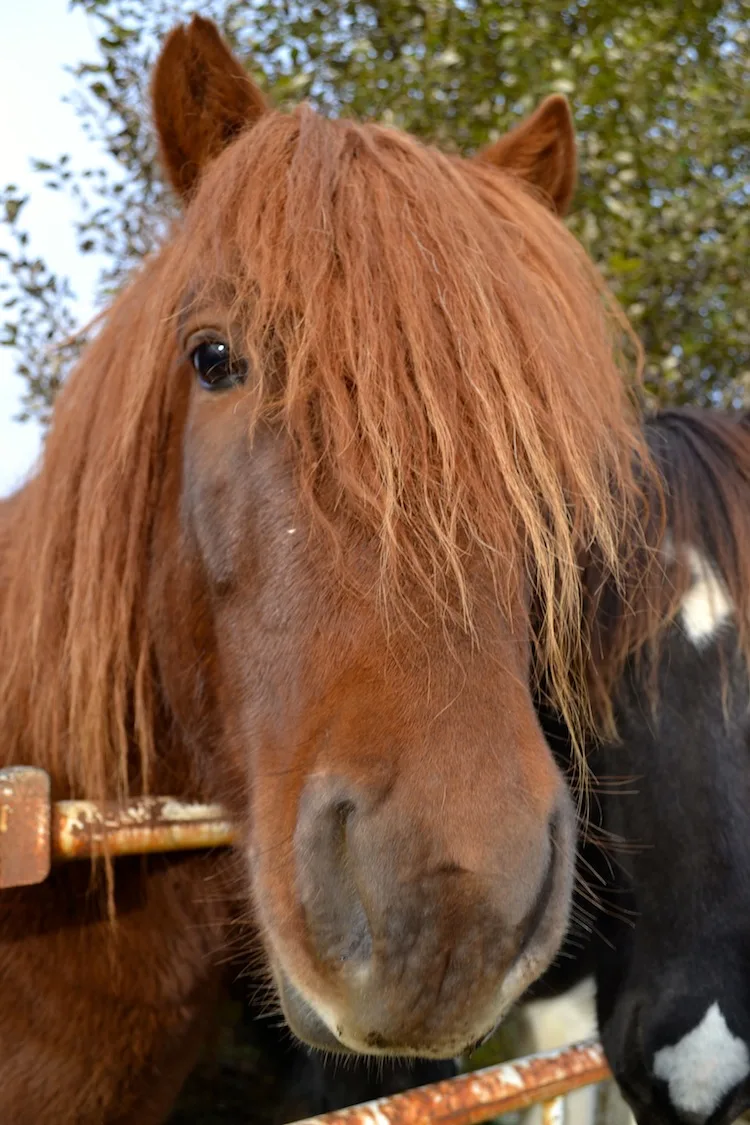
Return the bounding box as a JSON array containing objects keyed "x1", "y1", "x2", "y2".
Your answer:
[
  {"x1": 270, "y1": 913, "x2": 564, "y2": 1059},
  {"x1": 274, "y1": 965, "x2": 486, "y2": 1058},
  {"x1": 275, "y1": 970, "x2": 350, "y2": 1053}
]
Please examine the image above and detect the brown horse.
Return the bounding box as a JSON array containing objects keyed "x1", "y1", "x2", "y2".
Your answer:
[{"x1": 0, "y1": 18, "x2": 650, "y2": 1124}]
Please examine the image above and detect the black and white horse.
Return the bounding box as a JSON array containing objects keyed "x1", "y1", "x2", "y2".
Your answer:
[{"x1": 529, "y1": 409, "x2": 750, "y2": 1125}]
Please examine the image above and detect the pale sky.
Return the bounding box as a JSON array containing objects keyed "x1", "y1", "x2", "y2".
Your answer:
[{"x1": 0, "y1": 1, "x2": 103, "y2": 496}]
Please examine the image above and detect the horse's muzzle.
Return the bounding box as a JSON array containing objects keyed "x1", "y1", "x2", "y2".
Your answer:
[{"x1": 272, "y1": 781, "x2": 575, "y2": 1057}]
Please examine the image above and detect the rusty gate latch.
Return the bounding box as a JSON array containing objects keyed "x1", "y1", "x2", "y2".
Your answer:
[
  {"x1": 0, "y1": 766, "x2": 236, "y2": 890},
  {"x1": 0, "y1": 767, "x2": 51, "y2": 888}
]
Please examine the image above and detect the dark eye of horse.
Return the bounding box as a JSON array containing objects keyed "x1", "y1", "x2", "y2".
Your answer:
[{"x1": 191, "y1": 340, "x2": 248, "y2": 391}]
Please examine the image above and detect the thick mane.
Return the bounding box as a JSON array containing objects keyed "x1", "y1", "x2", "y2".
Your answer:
[
  {"x1": 0, "y1": 251, "x2": 183, "y2": 802},
  {"x1": 588, "y1": 407, "x2": 750, "y2": 713},
  {"x1": 649, "y1": 408, "x2": 750, "y2": 636},
  {"x1": 0, "y1": 101, "x2": 652, "y2": 800}
]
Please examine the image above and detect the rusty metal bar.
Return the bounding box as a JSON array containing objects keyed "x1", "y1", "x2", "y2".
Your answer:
[
  {"x1": 287, "y1": 1041, "x2": 611, "y2": 1125},
  {"x1": 52, "y1": 797, "x2": 236, "y2": 861},
  {"x1": 0, "y1": 766, "x2": 236, "y2": 889}
]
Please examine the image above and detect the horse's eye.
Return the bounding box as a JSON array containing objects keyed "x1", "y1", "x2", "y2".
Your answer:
[{"x1": 191, "y1": 339, "x2": 248, "y2": 391}]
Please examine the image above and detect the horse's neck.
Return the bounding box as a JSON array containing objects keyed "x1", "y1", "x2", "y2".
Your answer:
[{"x1": 600, "y1": 623, "x2": 750, "y2": 936}]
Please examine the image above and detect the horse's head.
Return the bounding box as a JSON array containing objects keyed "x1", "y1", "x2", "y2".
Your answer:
[
  {"x1": 5, "y1": 17, "x2": 648, "y2": 1059},
  {"x1": 147, "y1": 21, "x2": 584, "y2": 1056},
  {"x1": 145, "y1": 16, "x2": 651, "y2": 1057}
]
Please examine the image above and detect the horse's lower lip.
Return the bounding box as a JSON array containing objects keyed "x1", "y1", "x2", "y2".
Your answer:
[
  {"x1": 276, "y1": 969, "x2": 355, "y2": 1054},
  {"x1": 277, "y1": 968, "x2": 480, "y2": 1057}
]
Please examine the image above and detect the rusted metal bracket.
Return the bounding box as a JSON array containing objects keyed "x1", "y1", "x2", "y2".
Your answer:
[
  {"x1": 0, "y1": 767, "x2": 51, "y2": 888},
  {"x1": 287, "y1": 1041, "x2": 611, "y2": 1125},
  {"x1": 0, "y1": 766, "x2": 235, "y2": 889}
]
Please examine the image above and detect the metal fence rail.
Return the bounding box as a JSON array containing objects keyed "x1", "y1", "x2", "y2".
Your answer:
[
  {"x1": 0, "y1": 766, "x2": 235, "y2": 887},
  {"x1": 287, "y1": 1041, "x2": 612, "y2": 1125}
]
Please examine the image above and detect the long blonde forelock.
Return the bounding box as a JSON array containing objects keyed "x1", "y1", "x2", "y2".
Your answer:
[
  {"x1": 184, "y1": 106, "x2": 650, "y2": 746},
  {"x1": 0, "y1": 100, "x2": 652, "y2": 804}
]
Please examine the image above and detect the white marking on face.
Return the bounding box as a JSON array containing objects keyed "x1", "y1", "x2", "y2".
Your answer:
[
  {"x1": 661, "y1": 530, "x2": 677, "y2": 563},
  {"x1": 653, "y1": 1002, "x2": 750, "y2": 1120},
  {"x1": 679, "y1": 547, "x2": 733, "y2": 646}
]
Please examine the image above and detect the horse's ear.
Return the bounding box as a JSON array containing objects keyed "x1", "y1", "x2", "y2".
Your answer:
[
  {"x1": 476, "y1": 95, "x2": 577, "y2": 217},
  {"x1": 152, "y1": 16, "x2": 269, "y2": 201}
]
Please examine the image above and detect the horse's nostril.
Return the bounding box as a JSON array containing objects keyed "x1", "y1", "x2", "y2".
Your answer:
[
  {"x1": 333, "y1": 799, "x2": 356, "y2": 839},
  {"x1": 295, "y1": 782, "x2": 373, "y2": 966}
]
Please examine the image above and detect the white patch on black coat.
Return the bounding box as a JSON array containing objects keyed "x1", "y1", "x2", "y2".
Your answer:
[
  {"x1": 666, "y1": 541, "x2": 734, "y2": 646},
  {"x1": 652, "y1": 1002, "x2": 750, "y2": 1120}
]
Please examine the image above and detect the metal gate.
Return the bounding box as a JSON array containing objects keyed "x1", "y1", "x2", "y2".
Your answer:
[{"x1": 286, "y1": 1041, "x2": 611, "y2": 1125}]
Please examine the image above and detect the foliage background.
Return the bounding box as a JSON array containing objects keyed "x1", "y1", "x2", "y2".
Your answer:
[{"x1": 2, "y1": 0, "x2": 749, "y2": 426}]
